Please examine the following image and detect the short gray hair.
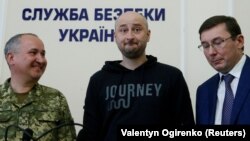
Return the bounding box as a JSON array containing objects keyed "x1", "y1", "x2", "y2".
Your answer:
[{"x1": 4, "y1": 33, "x2": 38, "y2": 55}]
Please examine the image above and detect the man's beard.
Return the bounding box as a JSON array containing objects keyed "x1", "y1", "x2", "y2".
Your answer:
[{"x1": 121, "y1": 46, "x2": 146, "y2": 59}]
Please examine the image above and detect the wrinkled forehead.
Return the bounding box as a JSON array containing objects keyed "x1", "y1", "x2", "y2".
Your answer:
[
  {"x1": 115, "y1": 12, "x2": 148, "y2": 29},
  {"x1": 20, "y1": 35, "x2": 45, "y2": 49}
]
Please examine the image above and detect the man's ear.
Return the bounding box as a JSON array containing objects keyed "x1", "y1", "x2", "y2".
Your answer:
[
  {"x1": 147, "y1": 30, "x2": 151, "y2": 42},
  {"x1": 236, "y1": 34, "x2": 244, "y2": 50},
  {"x1": 6, "y1": 52, "x2": 15, "y2": 65}
]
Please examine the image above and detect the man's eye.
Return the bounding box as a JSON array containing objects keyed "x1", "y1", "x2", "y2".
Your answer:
[
  {"x1": 202, "y1": 43, "x2": 210, "y2": 48},
  {"x1": 29, "y1": 51, "x2": 36, "y2": 55},
  {"x1": 119, "y1": 29, "x2": 127, "y2": 33},
  {"x1": 135, "y1": 28, "x2": 140, "y2": 32},
  {"x1": 133, "y1": 28, "x2": 141, "y2": 33},
  {"x1": 213, "y1": 39, "x2": 224, "y2": 45},
  {"x1": 41, "y1": 52, "x2": 45, "y2": 56}
]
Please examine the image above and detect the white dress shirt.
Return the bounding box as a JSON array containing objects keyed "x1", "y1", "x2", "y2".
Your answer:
[{"x1": 214, "y1": 55, "x2": 246, "y2": 125}]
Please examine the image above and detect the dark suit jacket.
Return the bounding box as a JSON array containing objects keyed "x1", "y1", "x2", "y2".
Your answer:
[{"x1": 196, "y1": 55, "x2": 250, "y2": 125}]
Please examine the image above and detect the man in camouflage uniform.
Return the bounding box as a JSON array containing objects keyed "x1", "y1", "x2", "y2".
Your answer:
[{"x1": 0, "y1": 33, "x2": 76, "y2": 140}]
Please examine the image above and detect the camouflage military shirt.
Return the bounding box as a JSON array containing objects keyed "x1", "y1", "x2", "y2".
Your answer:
[{"x1": 0, "y1": 78, "x2": 76, "y2": 141}]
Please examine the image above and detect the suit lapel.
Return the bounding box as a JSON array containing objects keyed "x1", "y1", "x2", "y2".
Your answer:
[
  {"x1": 208, "y1": 74, "x2": 220, "y2": 124},
  {"x1": 231, "y1": 56, "x2": 250, "y2": 123}
]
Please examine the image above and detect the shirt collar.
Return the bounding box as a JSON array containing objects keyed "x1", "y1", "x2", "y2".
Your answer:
[{"x1": 219, "y1": 54, "x2": 246, "y2": 80}]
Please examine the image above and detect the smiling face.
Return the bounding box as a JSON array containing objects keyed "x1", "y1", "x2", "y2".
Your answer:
[
  {"x1": 114, "y1": 12, "x2": 151, "y2": 59},
  {"x1": 200, "y1": 23, "x2": 244, "y2": 73},
  {"x1": 6, "y1": 34, "x2": 47, "y2": 81}
]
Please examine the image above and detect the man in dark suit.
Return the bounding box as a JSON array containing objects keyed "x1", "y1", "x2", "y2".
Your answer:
[{"x1": 196, "y1": 15, "x2": 250, "y2": 125}]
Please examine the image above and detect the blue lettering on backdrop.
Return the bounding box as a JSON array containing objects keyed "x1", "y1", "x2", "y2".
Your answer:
[
  {"x1": 22, "y1": 8, "x2": 166, "y2": 43},
  {"x1": 59, "y1": 27, "x2": 114, "y2": 42},
  {"x1": 94, "y1": 8, "x2": 165, "y2": 21},
  {"x1": 22, "y1": 8, "x2": 89, "y2": 21}
]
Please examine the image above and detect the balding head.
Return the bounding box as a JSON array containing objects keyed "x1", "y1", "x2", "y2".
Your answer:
[{"x1": 115, "y1": 11, "x2": 148, "y2": 30}]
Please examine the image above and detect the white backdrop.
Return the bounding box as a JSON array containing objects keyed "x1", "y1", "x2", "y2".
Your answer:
[{"x1": 1, "y1": 0, "x2": 250, "y2": 134}]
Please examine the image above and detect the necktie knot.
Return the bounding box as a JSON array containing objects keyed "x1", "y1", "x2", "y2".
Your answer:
[{"x1": 223, "y1": 74, "x2": 234, "y2": 84}]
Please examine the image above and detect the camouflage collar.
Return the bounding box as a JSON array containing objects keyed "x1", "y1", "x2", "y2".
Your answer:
[{"x1": 0, "y1": 78, "x2": 42, "y2": 103}]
